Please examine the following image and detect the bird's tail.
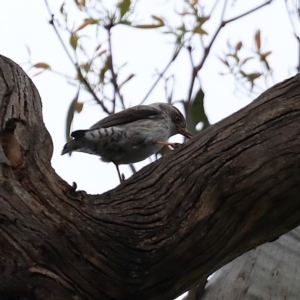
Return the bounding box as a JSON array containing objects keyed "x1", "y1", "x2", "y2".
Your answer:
[
  {"x1": 61, "y1": 141, "x2": 74, "y2": 155},
  {"x1": 61, "y1": 130, "x2": 89, "y2": 155},
  {"x1": 62, "y1": 129, "x2": 95, "y2": 155}
]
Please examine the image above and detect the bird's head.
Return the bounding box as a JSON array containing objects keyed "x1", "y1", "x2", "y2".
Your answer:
[{"x1": 154, "y1": 103, "x2": 193, "y2": 139}]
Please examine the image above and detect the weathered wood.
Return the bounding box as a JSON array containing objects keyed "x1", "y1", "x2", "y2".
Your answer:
[
  {"x1": 199, "y1": 227, "x2": 300, "y2": 300},
  {"x1": 0, "y1": 54, "x2": 300, "y2": 300}
]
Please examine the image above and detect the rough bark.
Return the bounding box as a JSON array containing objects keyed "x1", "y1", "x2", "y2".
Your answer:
[
  {"x1": 0, "y1": 54, "x2": 300, "y2": 300},
  {"x1": 198, "y1": 227, "x2": 300, "y2": 300}
]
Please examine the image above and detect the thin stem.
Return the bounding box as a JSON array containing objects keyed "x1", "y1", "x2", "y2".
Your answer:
[
  {"x1": 186, "y1": 0, "x2": 227, "y2": 120},
  {"x1": 284, "y1": 0, "x2": 300, "y2": 72},
  {"x1": 47, "y1": 69, "x2": 76, "y2": 80},
  {"x1": 77, "y1": 68, "x2": 111, "y2": 114},
  {"x1": 195, "y1": 0, "x2": 228, "y2": 72},
  {"x1": 209, "y1": 0, "x2": 221, "y2": 17},
  {"x1": 140, "y1": 45, "x2": 181, "y2": 105},
  {"x1": 225, "y1": 0, "x2": 272, "y2": 24},
  {"x1": 107, "y1": 24, "x2": 126, "y2": 112},
  {"x1": 44, "y1": 0, "x2": 75, "y2": 66}
]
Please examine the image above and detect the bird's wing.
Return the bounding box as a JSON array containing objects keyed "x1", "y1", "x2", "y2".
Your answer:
[{"x1": 89, "y1": 105, "x2": 162, "y2": 129}]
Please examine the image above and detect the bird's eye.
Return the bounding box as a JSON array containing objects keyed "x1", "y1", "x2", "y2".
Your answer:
[{"x1": 175, "y1": 116, "x2": 181, "y2": 123}]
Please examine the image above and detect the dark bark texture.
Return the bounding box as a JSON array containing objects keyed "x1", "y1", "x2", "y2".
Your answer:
[{"x1": 0, "y1": 55, "x2": 300, "y2": 300}]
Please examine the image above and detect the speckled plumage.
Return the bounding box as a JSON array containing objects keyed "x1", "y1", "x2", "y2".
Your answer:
[{"x1": 62, "y1": 102, "x2": 193, "y2": 181}]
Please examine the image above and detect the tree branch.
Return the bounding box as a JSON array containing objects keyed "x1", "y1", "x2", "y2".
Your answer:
[
  {"x1": 106, "y1": 24, "x2": 126, "y2": 112},
  {"x1": 141, "y1": 46, "x2": 181, "y2": 105},
  {"x1": 0, "y1": 55, "x2": 300, "y2": 300}
]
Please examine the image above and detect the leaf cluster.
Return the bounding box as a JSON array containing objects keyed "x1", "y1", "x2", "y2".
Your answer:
[{"x1": 219, "y1": 30, "x2": 272, "y2": 94}]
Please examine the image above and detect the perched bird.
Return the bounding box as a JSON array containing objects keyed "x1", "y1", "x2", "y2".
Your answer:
[{"x1": 61, "y1": 102, "x2": 193, "y2": 182}]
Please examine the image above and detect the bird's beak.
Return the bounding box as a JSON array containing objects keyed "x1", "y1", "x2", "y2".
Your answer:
[{"x1": 178, "y1": 127, "x2": 193, "y2": 139}]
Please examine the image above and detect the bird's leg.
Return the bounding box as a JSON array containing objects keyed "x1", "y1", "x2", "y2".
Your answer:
[
  {"x1": 113, "y1": 163, "x2": 124, "y2": 183},
  {"x1": 146, "y1": 138, "x2": 182, "y2": 148},
  {"x1": 153, "y1": 141, "x2": 182, "y2": 149}
]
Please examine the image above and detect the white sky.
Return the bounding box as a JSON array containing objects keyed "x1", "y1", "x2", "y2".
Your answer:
[{"x1": 0, "y1": 0, "x2": 298, "y2": 299}]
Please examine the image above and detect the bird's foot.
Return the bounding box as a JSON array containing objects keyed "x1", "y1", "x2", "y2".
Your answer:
[
  {"x1": 65, "y1": 182, "x2": 79, "y2": 197},
  {"x1": 155, "y1": 141, "x2": 182, "y2": 149},
  {"x1": 114, "y1": 162, "x2": 126, "y2": 183},
  {"x1": 168, "y1": 142, "x2": 182, "y2": 149},
  {"x1": 69, "y1": 182, "x2": 77, "y2": 193}
]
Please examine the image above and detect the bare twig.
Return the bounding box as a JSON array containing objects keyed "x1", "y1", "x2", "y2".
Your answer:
[
  {"x1": 185, "y1": 0, "x2": 228, "y2": 123},
  {"x1": 225, "y1": 0, "x2": 273, "y2": 24},
  {"x1": 209, "y1": 0, "x2": 221, "y2": 17},
  {"x1": 284, "y1": 0, "x2": 300, "y2": 72},
  {"x1": 140, "y1": 45, "x2": 181, "y2": 105},
  {"x1": 106, "y1": 24, "x2": 126, "y2": 112},
  {"x1": 76, "y1": 68, "x2": 111, "y2": 114},
  {"x1": 44, "y1": 0, "x2": 110, "y2": 115},
  {"x1": 44, "y1": 0, "x2": 75, "y2": 66},
  {"x1": 45, "y1": 69, "x2": 75, "y2": 80}
]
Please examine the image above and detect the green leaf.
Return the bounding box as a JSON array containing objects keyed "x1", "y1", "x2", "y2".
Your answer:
[
  {"x1": 255, "y1": 30, "x2": 261, "y2": 50},
  {"x1": 190, "y1": 0, "x2": 199, "y2": 7},
  {"x1": 134, "y1": 16, "x2": 165, "y2": 29},
  {"x1": 118, "y1": 0, "x2": 131, "y2": 19},
  {"x1": 235, "y1": 41, "x2": 242, "y2": 51},
  {"x1": 188, "y1": 89, "x2": 210, "y2": 134},
  {"x1": 193, "y1": 25, "x2": 208, "y2": 35},
  {"x1": 120, "y1": 20, "x2": 132, "y2": 26},
  {"x1": 60, "y1": 3, "x2": 65, "y2": 15},
  {"x1": 70, "y1": 33, "x2": 79, "y2": 50},
  {"x1": 119, "y1": 74, "x2": 135, "y2": 89},
  {"x1": 96, "y1": 49, "x2": 107, "y2": 57},
  {"x1": 66, "y1": 88, "x2": 81, "y2": 154},
  {"x1": 75, "y1": 102, "x2": 84, "y2": 113},
  {"x1": 76, "y1": 18, "x2": 98, "y2": 31},
  {"x1": 33, "y1": 63, "x2": 51, "y2": 70},
  {"x1": 198, "y1": 16, "x2": 210, "y2": 26},
  {"x1": 80, "y1": 62, "x2": 92, "y2": 73},
  {"x1": 226, "y1": 53, "x2": 239, "y2": 62},
  {"x1": 247, "y1": 72, "x2": 262, "y2": 81},
  {"x1": 99, "y1": 58, "x2": 110, "y2": 83},
  {"x1": 240, "y1": 57, "x2": 254, "y2": 65},
  {"x1": 247, "y1": 72, "x2": 262, "y2": 89},
  {"x1": 218, "y1": 57, "x2": 229, "y2": 67},
  {"x1": 260, "y1": 51, "x2": 272, "y2": 60},
  {"x1": 134, "y1": 24, "x2": 164, "y2": 29},
  {"x1": 151, "y1": 15, "x2": 165, "y2": 26},
  {"x1": 239, "y1": 70, "x2": 247, "y2": 78},
  {"x1": 75, "y1": 0, "x2": 85, "y2": 8}
]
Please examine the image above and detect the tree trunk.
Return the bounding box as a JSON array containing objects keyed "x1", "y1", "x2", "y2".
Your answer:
[
  {"x1": 196, "y1": 227, "x2": 300, "y2": 300},
  {"x1": 0, "y1": 55, "x2": 300, "y2": 300}
]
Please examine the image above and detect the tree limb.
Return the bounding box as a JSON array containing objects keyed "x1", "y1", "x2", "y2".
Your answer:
[{"x1": 0, "y1": 55, "x2": 300, "y2": 300}]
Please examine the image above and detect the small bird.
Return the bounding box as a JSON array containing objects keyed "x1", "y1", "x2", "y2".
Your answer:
[{"x1": 61, "y1": 102, "x2": 193, "y2": 182}]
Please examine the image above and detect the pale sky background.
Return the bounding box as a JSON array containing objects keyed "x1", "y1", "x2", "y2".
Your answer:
[{"x1": 0, "y1": 1, "x2": 298, "y2": 298}]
